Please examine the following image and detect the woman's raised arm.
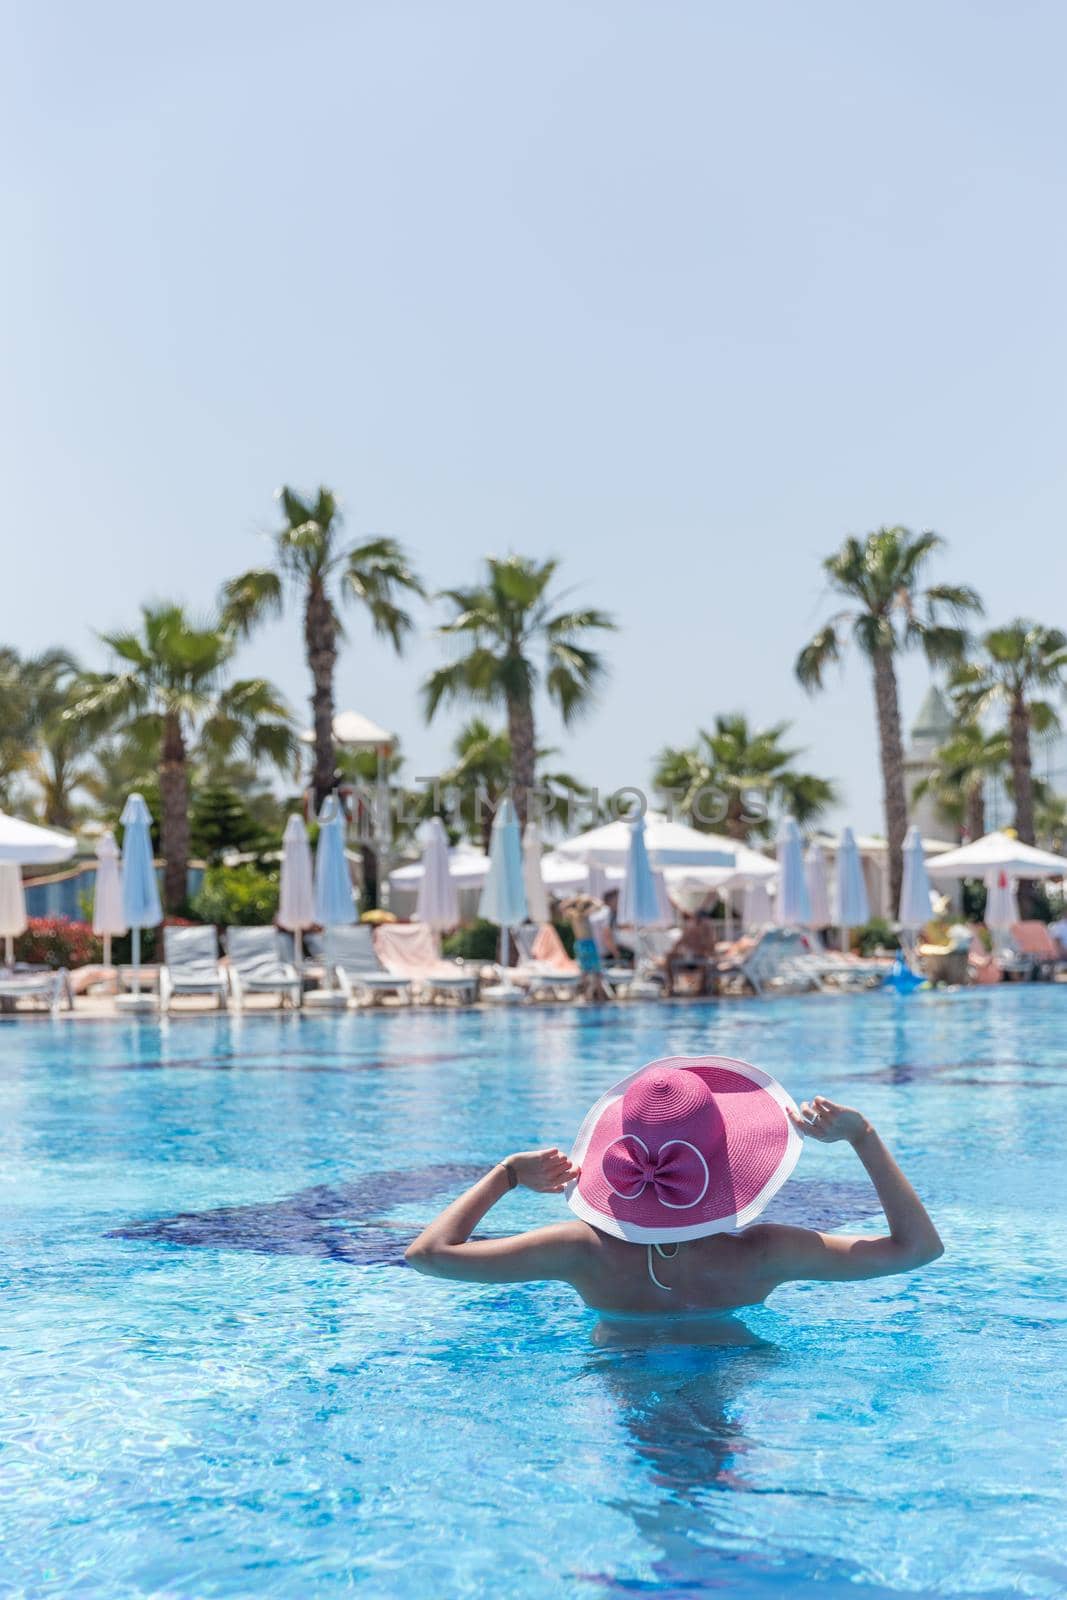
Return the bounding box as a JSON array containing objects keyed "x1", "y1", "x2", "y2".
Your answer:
[
  {"x1": 747, "y1": 1097, "x2": 944, "y2": 1285},
  {"x1": 404, "y1": 1148, "x2": 589, "y2": 1284}
]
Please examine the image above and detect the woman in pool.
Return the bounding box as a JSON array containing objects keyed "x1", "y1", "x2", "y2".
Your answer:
[{"x1": 405, "y1": 1056, "x2": 943, "y2": 1314}]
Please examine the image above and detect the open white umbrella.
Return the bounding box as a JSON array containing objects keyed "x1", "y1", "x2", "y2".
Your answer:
[
  {"x1": 742, "y1": 877, "x2": 773, "y2": 931},
  {"x1": 479, "y1": 797, "x2": 527, "y2": 971},
  {"x1": 415, "y1": 817, "x2": 460, "y2": 932},
  {"x1": 804, "y1": 842, "x2": 831, "y2": 930},
  {"x1": 899, "y1": 825, "x2": 934, "y2": 933},
  {"x1": 833, "y1": 826, "x2": 869, "y2": 952},
  {"x1": 278, "y1": 813, "x2": 316, "y2": 964},
  {"x1": 314, "y1": 795, "x2": 357, "y2": 928},
  {"x1": 555, "y1": 810, "x2": 734, "y2": 870},
  {"x1": 522, "y1": 821, "x2": 551, "y2": 925},
  {"x1": 0, "y1": 811, "x2": 77, "y2": 865},
  {"x1": 92, "y1": 830, "x2": 126, "y2": 968},
  {"x1": 618, "y1": 816, "x2": 670, "y2": 928},
  {"x1": 119, "y1": 793, "x2": 162, "y2": 1003},
  {"x1": 927, "y1": 830, "x2": 1067, "y2": 880},
  {"x1": 0, "y1": 861, "x2": 27, "y2": 964},
  {"x1": 775, "y1": 818, "x2": 811, "y2": 927}
]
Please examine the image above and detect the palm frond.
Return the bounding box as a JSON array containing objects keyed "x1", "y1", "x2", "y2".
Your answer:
[{"x1": 795, "y1": 625, "x2": 841, "y2": 691}]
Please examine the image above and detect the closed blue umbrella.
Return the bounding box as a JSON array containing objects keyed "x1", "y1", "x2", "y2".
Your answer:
[
  {"x1": 120, "y1": 792, "x2": 162, "y2": 999},
  {"x1": 479, "y1": 797, "x2": 527, "y2": 967},
  {"x1": 898, "y1": 825, "x2": 933, "y2": 934},
  {"x1": 833, "y1": 827, "x2": 869, "y2": 951},
  {"x1": 618, "y1": 816, "x2": 667, "y2": 928},
  {"x1": 314, "y1": 795, "x2": 357, "y2": 928},
  {"x1": 775, "y1": 817, "x2": 811, "y2": 927}
]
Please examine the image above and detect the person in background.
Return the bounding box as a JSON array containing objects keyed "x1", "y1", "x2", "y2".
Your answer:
[{"x1": 560, "y1": 894, "x2": 611, "y2": 1002}]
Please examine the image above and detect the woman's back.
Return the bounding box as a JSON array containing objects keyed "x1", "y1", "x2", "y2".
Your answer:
[{"x1": 570, "y1": 1224, "x2": 768, "y2": 1315}]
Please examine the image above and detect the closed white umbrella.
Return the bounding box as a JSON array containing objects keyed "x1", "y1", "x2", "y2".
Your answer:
[
  {"x1": 618, "y1": 816, "x2": 670, "y2": 928},
  {"x1": 119, "y1": 793, "x2": 162, "y2": 1002},
  {"x1": 479, "y1": 797, "x2": 527, "y2": 970},
  {"x1": 0, "y1": 811, "x2": 77, "y2": 865},
  {"x1": 833, "y1": 827, "x2": 869, "y2": 952},
  {"x1": 314, "y1": 795, "x2": 357, "y2": 928},
  {"x1": 415, "y1": 817, "x2": 460, "y2": 932},
  {"x1": 522, "y1": 821, "x2": 551, "y2": 926},
  {"x1": 775, "y1": 818, "x2": 811, "y2": 927},
  {"x1": 0, "y1": 861, "x2": 27, "y2": 965},
  {"x1": 92, "y1": 830, "x2": 126, "y2": 968},
  {"x1": 984, "y1": 869, "x2": 1019, "y2": 932},
  {"x1": 899, "y1": 825, "x2": 934, "y2": 933},
  {"x1": 742, "y1": 877, "x2": 773, "y2": 931},
  {"x1": 586, "y1": 861, "x2": 610, "y2": 900},
  {"x1": 651, "y1": 867, "x2": 674, "y2": 928},
  {"x1": 278, "y1": 813, "x2": 316, "y2": 964},
  {"x1": 804, "y1": 842, "x2": 831, "y2": 930}
]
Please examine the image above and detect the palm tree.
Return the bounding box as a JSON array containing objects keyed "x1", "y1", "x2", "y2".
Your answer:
[
  {"x1": 795, "y1": 528, "x2": 981, "y2": 909},
  {"x1": 423, "y1": 555, "x2": 614, "y2": 825},
  {"x1": 21, "y1": 650, "x2": 100, "y2": 830},
  {"x1": 653, "y1": 713, "x2": 838, "y2": 840},
  {"x1": 421, "y1": 718, "x2": 588, "y2": 849},
  {"x1": 73, "y1": 604, "x2": 297, "y2": 911},
  {"x1": 0, "y1": 646, "x2": 31, "y2": 808},
  {"x1": 912, "y1": 720, "x2": 1008, "y2": 843},
  {"x1": 950, "y1": 621, "x2": 1067, "y2": 846},
  {"x1": 220, "y1": 486, "x2": 423, "y2": 812}
]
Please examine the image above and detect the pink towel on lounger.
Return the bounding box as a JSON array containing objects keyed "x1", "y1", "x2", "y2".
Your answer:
[
  {"x1": 530, "y1": 924, "x2": 580, "y2": 973},
  {"x1": 373, "y1": 923, "x2": 462, "y2": 978}
]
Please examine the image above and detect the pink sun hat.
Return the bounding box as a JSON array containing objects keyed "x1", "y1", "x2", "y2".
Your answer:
[{"x1": 566, "y1": 1056, "x2": 803, "y2": 1243}]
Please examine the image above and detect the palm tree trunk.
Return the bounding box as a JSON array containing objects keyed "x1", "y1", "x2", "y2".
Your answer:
[
  {"x1": 964, "y1": 781, "x2": 985, "y2": 844},
  {"x1": 1009, "y1": 690, "x2": 1039, "y2": 918},
  {"x1": 1009, "y1": 691, "x2": 1035, "y2": 844},
  {"x1": 507, "y1": 695, "x2": 536, "y2": 827},
  {"x1": 871, "y1": 646, "x2": 908, "y2": 914},
  {"x1": 305, "y1": 580, "x2": 338, "y2": 814},
  {"x1": 159, "y1": 711, "x2": 189, "y2": 913}
]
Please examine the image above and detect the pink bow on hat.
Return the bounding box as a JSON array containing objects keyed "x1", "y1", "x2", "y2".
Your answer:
[{"x1": 602, "y1": 1134, "x2": 709, "y2": 1210}]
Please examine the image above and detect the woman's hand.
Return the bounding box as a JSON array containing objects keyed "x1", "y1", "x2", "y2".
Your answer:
[
  {"x1": 505, "y1": 1148, "x2": 580, "y2": 1192},
  {"x1": 789, "y1": 1096, "x2": 870, "y2": 1146}
]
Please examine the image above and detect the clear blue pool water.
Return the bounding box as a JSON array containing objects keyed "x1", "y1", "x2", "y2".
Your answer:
[{"x1": 1, "y1": 989, "x2": 1064, "y2": 1598}]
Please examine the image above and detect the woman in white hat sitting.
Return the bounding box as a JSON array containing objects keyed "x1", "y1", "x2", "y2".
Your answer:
[{"x1": 406, "y1": 1056, "x2": 943, "y2": 1316}]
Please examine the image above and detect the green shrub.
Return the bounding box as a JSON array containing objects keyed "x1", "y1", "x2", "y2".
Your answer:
[
  {"x1": 855, "y1": 917, "x2": 900, "y2": 955},
  {"x1": 190, "y1": 865, "x2": 279, "y2": 927},
  {"x1": 441, "y1": 919, "x2": 502, "y2": 962}
]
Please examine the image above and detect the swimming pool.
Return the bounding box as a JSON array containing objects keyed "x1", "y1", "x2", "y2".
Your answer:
[{"x1": 1, "y1": 989, "x2": 1064, "y2": 1598}]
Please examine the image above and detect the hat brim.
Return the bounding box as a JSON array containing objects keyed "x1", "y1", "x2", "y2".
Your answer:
[{"x1": 566, "y1": 1055, "x2": 803, "y2": 1243}]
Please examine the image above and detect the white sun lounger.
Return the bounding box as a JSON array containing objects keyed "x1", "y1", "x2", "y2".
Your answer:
[
  {"x1": 226, "y1": 926, "x2": 302, "y2": 1010},
  {"x1": 0, "y1": 965, "x2": 73, "y2": 1015},
  {"x1": 372, "y1": 924, "x2": 479, "y2": 1005},
  {"x1": 512, "y1": 925, "x2": 583, "y2": 1000},
  {"x1": 325, "y1": 926, "x2": 413, "y2": 1007},
  {"x1": 726, "y1": 929, "x2": 823, "y2": 998},
  {"x1": 160, "y1": 926, "x2": 228, "y2": 1011}
]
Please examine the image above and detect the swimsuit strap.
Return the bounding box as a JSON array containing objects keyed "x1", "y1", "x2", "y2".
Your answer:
[{"x1": 647, "y1": 1241, "x2": 680, "y2": 1292}]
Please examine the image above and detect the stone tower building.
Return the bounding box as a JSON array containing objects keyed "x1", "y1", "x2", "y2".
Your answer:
[{"x1": 902, "y1": 684, "x2": 957, "y2": 842}]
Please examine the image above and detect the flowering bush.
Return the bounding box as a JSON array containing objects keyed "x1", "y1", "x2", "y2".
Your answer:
[{"x1": 14, "y1": 917, "x2": 102, "y2": 969}]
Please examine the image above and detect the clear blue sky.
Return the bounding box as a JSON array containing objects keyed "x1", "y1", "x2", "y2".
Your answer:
[{"x1": 5, "y1": 0, "x2": 1067, "y2": 832}]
